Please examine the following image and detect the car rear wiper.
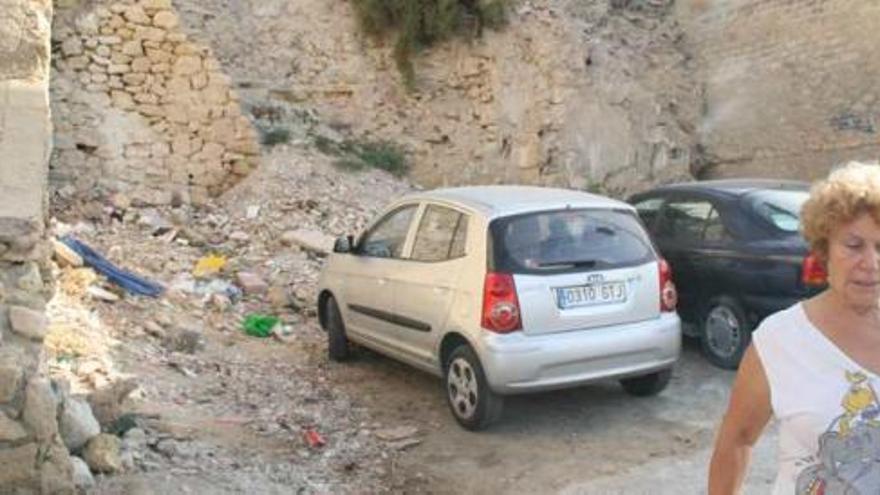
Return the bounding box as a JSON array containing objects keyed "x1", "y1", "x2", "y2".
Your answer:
[{"x1": 537, "y1": 259, "x2": 598, "y2": 268}]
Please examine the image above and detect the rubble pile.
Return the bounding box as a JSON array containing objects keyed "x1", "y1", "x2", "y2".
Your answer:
[{"x1": 44, "y1": 147, "x2": 420, "y2": 493}]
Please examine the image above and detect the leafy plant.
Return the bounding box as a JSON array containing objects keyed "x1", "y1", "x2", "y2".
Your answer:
[
  {"x1": 352, "y1": 0, "x2": 509, "y2": 89},
  {"x1": 315, "y1": 135, "x2": 410, "y2": 176},
  {"x1": 260, "y1": 127, "x2": 292, "y2": 147}
]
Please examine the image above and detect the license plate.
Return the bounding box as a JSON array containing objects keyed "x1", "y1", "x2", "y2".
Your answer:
[{"x1": 556, "y1": 281, "x2": 626, "y2": 309}]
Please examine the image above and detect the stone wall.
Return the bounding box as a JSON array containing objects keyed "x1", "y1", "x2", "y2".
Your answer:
[
  {"x1": 686, "y1": 0, "x2": 880, "y2": 179},
  {"x1": 1, "y1": 0, "x2": 75, "y2": 493},
  {"x1": 173, "y1": 0, "x2": 700, "y2": 196},
  {"x1": 49, "y1": 0, "x2": 261, "y2": 205}
]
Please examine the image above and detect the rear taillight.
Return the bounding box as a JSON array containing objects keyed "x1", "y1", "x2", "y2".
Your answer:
[
  {"x1": 659, "y1": 258, "x2": 677, "y2": 312},
  {"x1": 482, "y1": 272, "x2": 522, "y2": 333},
  {"x1": 802, "y1": 253, "x2": 827, "y2": 286}
]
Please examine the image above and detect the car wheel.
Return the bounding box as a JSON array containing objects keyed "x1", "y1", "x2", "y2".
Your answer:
[
  {"x1": 445, "y1": 345, "x2": 503, "y2": 431},
  {"x1": 620, "y1": 369, "x2": 672, "y2": 397},
  {"x1": 325, "y1": 296, "x2": 350, "y2": 362},
  {"x1": 701, "y1": 296, "x2": 751, "y2": 369}
]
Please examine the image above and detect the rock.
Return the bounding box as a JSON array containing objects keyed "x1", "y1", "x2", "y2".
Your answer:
[
  {"x1": 0, "y1": 443, "x2": 38, "y2": 487},
  {"x1": 87, "y1": 285, "x2": 121, "y2": 302},
  {"x1": 88, "y1": 379, "x2": 138, "y2": 427},
  {"x1": 60, "y1": 396, "x2": 101, "y2": 452},
  {"x1": 0, "y1": 364, "x2": 23, "y2": 403},
  {"x1": 70, "y1": 456, "x2": 95, "y2": 491},
  {"x1": 152, "y1": 10, "x2": 179, "y2": 29},
  {"x1": 163, "y1": 329, "x2": 205, "y2": 354},
  {"x1": 0, "y1": 411, "x2": 27, "y2": 442},
  {"x1": 122, "y1": 427, "x2": 147, "y2": 451},
  {"x1": 144, "y1": 320, "x2": 166, "y2": 339},
  {"x1": 39, "y1": 442, "x2": 75, "y2": 494},
  {"x1": 388, "y1": 438, "x2": 423, "y2": 451},
  {"x1": 23, "y1": 378, "x2": 59, "y2": 441},
  {"x1": 375, "y1": 426, "x2": 419, "y2": 442},
  {"x1": 267, "y1": 285, "x2": 290, "y2": 308},
  {"x1": 52, "y1": 239, "x2": 84, "y2": 267},
  {"x1": 236, "y1": 271, "x2": 268, "y2": 294},
  {"x1": 138, "y1": 208, "x2": 173, "y2": 234},
  {"x1": 83, "y1": 434, "x2": 123, "y2": 473},
  {"x1": 229, "y1": 231, "x2": 250, "y2": 242},
  {"x1": 280, "y1": 229, "x2": 334, "y2": 256},
  {"x1": 9, "y1": 305, "x2": 49, "y2": 341}
]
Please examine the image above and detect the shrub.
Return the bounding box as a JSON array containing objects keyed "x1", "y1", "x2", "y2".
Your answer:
[
  {"x1": 260, "y1": 127, "x2": 292, "y2": 147},
  {"x1": 316, "y1": 135, "x2": 410, "y2": 176},
  {"x1": 352, "y1": 0, "x2": 509, "y2": 89}
]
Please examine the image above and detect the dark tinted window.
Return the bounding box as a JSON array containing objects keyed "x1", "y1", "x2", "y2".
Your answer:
[
  {"x1": 745, "y1": 190, "x2": 808, "y2": 233},
  {"x1": 633, "y1": 197, "x2": 665, "y2": 231},
  {"x1": 358, "y1": 205, "x2": 417, "y2": 258},
  {"x1": 656, "y1": 200, "x2": 713, "y2": 242},
  {"x1": 489, "y1": 209, "x2": 655, "y2": 274},
  {"x1": 703, "y1": 208, "x2": 732, "y2": 243},
  {"x1": 411, "y1": 205, "x2": 468, "y2": 262}
]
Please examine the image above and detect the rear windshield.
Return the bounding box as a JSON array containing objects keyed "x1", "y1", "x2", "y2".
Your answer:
[
  {"x1": 488, "y1": 208, "x2": 656, "y2": 274},
  {"x1": 744, "y1": 189, "x2": 809, "y2": 233}
]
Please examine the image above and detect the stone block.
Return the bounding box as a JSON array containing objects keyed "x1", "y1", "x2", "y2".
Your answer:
[
  {"x1": 131, "y1": 57, "x2": 151, "y2": 73},
  {"x1": 39, "y1": 442, "x2": 74, "y2": 495},
  {"x1": 9, "y1": 305, "x2": 48, "y2": 341},
  {"x1": 122, "y1": 72, "x2": 146, "y2": 85},
  {"x1": 22, "y1": 378, "x2": 59, "y2": 441},
  {"x1": 0, "y1": 411, "x2": 27, "y2": 442},
  {"x1": 83, "y1": 434, "x2": 123, "y2": 473},
  {"x1": 59, "y1": 396, "x2": 100, "y2": 451},
  {"x1": 152, "y1": 11, "x2": 179, "y2": 29},
  {"x1": 123, "y1": 5, "x2": 151, "y2": 25},
  {"x1": 0, "y1": 443, "x2": 38, "y2": 488},
  {"x1": 122, "y1": 40, "x2": 144, "y2": 57},
  {"x1": 173, "y1": 55, "x2": 202, "y2": 76}
]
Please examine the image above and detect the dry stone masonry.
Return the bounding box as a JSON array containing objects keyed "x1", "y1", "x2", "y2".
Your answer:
[
  {"x1": 50, "y1": 0, "x2": 261, "y2": 206},
  {"x1": 1, "y1": 1, "x2": 78, "y2": 492}
]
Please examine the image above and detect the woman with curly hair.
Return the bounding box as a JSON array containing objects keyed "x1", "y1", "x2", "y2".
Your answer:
[{"x1": 709, "y1": 162, "x2": 880, "y2": 494}]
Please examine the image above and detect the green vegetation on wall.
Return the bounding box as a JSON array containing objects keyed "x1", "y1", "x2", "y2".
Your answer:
[{"x1": 351, "y1": 0, "x2": 509, "y2": 89}]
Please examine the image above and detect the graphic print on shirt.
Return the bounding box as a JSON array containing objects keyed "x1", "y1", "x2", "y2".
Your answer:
[{"x1": 796, "y1": 371, "x2": 880, "y2": 494}]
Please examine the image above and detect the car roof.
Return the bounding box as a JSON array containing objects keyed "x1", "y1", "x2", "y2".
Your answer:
[
  {"x1": 399, "y1": 185, "x2": 633, "y2": 218},
  {"x1": 632, "y1": 179, "x2": 811, "y2": 199}
]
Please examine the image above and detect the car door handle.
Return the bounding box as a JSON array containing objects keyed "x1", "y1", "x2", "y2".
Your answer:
[{"x1": 377, "y1": 278, "x2": 387, "y2": 286}]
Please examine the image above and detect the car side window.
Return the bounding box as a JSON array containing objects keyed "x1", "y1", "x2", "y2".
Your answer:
[
  {"x1": 657, "y1": 200, "x2": 713, "y2": 243},
  {"x1": 633, "y1": 197, "x2": 665, "y2": 232},
  {"x1": 358, "y1": 205, "x2": 418, "y2": 259},
  {"x1": 703, "y1": 207, "x2": 732, "y2": 243},
  {"x1": 411, "y1": 205, "x2": 468, "y2": 262}
]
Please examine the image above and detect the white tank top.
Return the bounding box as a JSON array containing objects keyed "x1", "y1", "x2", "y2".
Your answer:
[{"x1": 752, "y1": 303, "x2": 880, "y2": 495}]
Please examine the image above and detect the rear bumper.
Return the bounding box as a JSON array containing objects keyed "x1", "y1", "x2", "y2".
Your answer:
[{"x1": 475, "y1": 313, "x2": 681, "y2": 394}]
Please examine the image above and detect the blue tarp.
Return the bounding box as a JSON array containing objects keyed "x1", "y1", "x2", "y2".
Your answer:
[{"x1": 60, "y1": 236, "x2": 165, "y2": 297}]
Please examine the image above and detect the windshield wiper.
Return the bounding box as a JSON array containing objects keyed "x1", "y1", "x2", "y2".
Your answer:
[{"x1": 537, "y1": 259, "x2": 598, "y2": 268}]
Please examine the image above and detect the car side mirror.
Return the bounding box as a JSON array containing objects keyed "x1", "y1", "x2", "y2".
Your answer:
[{"x1": 333, "y1": 236, "x2": 353, "y2": 254}]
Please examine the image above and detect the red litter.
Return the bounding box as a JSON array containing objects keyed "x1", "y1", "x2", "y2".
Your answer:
[{"x1": 304, "y1": 428, "x2": 326, "y2": 448}]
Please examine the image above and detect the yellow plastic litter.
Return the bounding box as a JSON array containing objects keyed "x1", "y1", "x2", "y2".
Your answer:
[{"x1": 193, "y1": 254, "x2": 227, "y2": 278}]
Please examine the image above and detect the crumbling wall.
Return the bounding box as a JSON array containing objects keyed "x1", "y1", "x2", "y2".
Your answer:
[
  {"x1": 173, "y1": 0, "x2": 700, "y2": 196},
  {"x1": 686, "y1": 0, "x2": 880, "y2": 179},
  {"x1": 49, "y1": 0, "x2": 261, "y2": 206},
  {"x1": 0, "y1": 0, "x2": 76, "y2": 492}
]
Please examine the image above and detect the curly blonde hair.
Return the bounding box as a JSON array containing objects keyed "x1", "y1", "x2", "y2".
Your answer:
[{"x1": 801, "y1": 162, "x2": 880, "y2": 258}]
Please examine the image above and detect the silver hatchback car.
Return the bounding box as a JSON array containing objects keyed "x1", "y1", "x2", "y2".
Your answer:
[{"x1": 317, "y1": 186, "x2": 681, "y2": 430}]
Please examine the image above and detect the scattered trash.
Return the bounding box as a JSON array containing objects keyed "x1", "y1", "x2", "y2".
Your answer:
[
  {"x1": 246, "y1": 205, "x2": 261, "y2": 219},
  {"x1": 304, "y1": 428, "x2": 326, "y2": 448},
  {"x1": 242, "y1": 314, "x2": 280, "y2": 338},
  {"x1": 192, "y1": 254, "x2": 227, "y2": 278},
  {"x1": 87, "y1": 286, "x2": 121, "y2": 302},
  {"x1": 53, "y1": 238, "x2": 84, "y2": 267},
  {"x1": 61, "y1": 236, "x2": 165, "y2": 297},
  {"x1": 375, "y1": 426, "x2": 419, "y2": 442}
]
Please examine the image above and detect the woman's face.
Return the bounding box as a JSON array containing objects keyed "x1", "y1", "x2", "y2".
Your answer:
[{"x1": 826, "y1": 213, "x2": 880, "y2": 311}]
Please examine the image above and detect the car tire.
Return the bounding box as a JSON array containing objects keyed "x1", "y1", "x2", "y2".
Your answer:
[
  {"x1": 445, "y1": 345, "x2": 503, "y2": 431},
  {"x1": 325, "y1": 296, "x2": 350, "y2": 362},
  {"x1": 620, "y1": 369, "x2": 672, "y2": 397},
  {"x1": 700, "y1": 296, "x2": 751, "y2": 369}
]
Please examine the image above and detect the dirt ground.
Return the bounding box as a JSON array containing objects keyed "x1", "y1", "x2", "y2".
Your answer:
[{"x1": 328, "y1": 337, "x2": 780, "y2": 495}]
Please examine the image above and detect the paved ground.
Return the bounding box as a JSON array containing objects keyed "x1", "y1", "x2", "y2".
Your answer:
[{"x1": 329, "y1": 338, "x2": 779, "y2": 494}]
